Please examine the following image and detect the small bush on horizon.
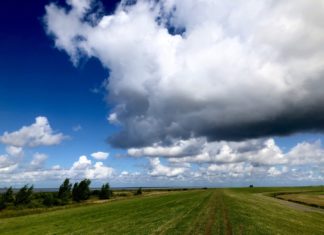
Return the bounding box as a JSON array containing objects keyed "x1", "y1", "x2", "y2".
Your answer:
[
  {"x1": 99, "y1": 183, "x2": 112, "y2": 199},
  {"x1": 91, "y1": 189, "x2": 100, "y2": 196},
  {"x1": 134, "y1": 187, "x2": 142, "y2": 196}
]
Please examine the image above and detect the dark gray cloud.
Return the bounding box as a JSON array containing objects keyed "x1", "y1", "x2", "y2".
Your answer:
[{"x1": 108, "y1": 91, "x2": 324, "y2": 148}]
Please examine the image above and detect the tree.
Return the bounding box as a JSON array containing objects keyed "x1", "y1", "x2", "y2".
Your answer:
[
  {"x1": 99, "y1": 183, "x2": 112, "y2": 199},
  {"x1": 14, "y1": 185, "x2": 33, "y2": 206},
  {"x1": 134, "y1": 187, "x2": 142, "y2": 195},
  {"x1": 0, "y1": 195, "x2": 6, "y2": 210},
  {"x1": 58, "y1": 178, "x2": 72, "y2": 204},
  {"x1": 72, "y1": 179, "x2": 91, "y2": 202},
  {"x1": 0, "y1": 187, "x2": 15, "y2": 210},
  {"x1": 72, "y1": 182, "x2": 79, "y2": 201},
  {"x1": 3, "y1": 187, "x2": 14, "y2": 203}
]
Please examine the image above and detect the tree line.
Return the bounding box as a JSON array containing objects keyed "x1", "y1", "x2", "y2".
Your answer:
[{"x1": 0, "y1": 178, "x2": 113, "y2": 210}]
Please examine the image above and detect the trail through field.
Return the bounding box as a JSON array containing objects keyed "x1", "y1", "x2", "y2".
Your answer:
[
  {"x1": 0, "y1": 189, "x2": 323, "y2": 235},
  {"x1": 258, "y1": 193, "x2": 324, "y2": 214},
  {"x1": 276, "y1": 192, "x2": 324, "y2": 208}
]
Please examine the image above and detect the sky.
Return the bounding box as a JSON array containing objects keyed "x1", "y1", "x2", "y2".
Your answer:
[{"x1": 0, "y1": 0, "x2": 324, "y2": 188}]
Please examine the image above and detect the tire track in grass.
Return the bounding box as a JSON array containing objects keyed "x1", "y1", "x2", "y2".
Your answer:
[
  {"x1": 152, "y1": 191, "x2": 212, "y2": 235},
  {"x1": 114, "y1": 192, "x2": 204, "y2": 234},
  {"x1": 157, "y1": 192, "x2": 210, "y2": 235},
  {"x1": 223, "y1": 206, "x2": 232, "y2": 235},
  {"x1": 175, "y1": 191, "x2": 213, "y2": 235},
  {"x1": 186, "y1": 190, "x2": 224, "y2": 235},
  {"x1": 219, "y1": 191, "x2": 232, "y2": 235},
  {"x1": 203, "y1": 192, "x2": 218, "y2": 235},
  {"x1": 183, "y1": 191, "x2": 218, "y2": 235}
]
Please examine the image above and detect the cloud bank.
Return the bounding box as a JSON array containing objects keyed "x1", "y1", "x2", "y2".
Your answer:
[
  {"x1": 0, "y1": 155, "x2": 114, "y2": 186},
  {"x1": 128, "y1": 137, "x2": 324, "y2": 183},
  {"x1": 0, "y1": 137, "x2": 323, "y2": 186},
  {"x1": 45, "y1": 0, "x2": 324, "y2": 148}
]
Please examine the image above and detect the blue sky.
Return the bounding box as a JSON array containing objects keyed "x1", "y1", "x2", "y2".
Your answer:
[
  {"x1": 0, "y1": 0, "x2": 132, "y2": 187},
  {"x1": 0, "y1": 0, "x2": 324, "y2": 187}
]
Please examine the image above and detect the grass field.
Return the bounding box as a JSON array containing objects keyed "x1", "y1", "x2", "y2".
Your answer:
[{"x1": 0, "y1": 188, "x2": 323, "y2": 235}]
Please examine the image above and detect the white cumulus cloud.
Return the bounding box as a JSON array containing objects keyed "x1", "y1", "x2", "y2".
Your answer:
[
  {"x1": 0, "y1": 116, "x2": 66, "y2": 147},
  {"x1": 70, "y1": 155, "x2": 114, "y2": 180},
  {"x1": 91, "y1": 151, "x2": 109, "y2": 160},
  {"x1": 149, "y1": 157, "x2": 187, "y2": 177},
  {"x1": 30, "y1": 153, "x2": 48, "y2": 170},
  {"x1": 5, "y1": 146, "x2": 24, "y2": 158}
]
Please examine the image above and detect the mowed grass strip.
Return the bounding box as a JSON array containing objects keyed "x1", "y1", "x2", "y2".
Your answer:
[
  {"x1": 0, "y1": 190, "x2": 209, "y2": 235},
  {"x1": 0, "y1": 188, "x2": 324, "y2": 235},
  {"x1": 151, "y1": 191, "x2": 212, "y2": 235}
]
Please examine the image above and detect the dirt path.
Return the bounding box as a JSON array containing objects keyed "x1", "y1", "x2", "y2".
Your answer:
[{"x1": 257, "y1": 193, "x2": 324, "y2": 214}]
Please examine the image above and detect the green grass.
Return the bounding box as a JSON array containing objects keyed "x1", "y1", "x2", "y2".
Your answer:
[{"x1": 0, "y1": 188, "x2": 323, "y2": 234}]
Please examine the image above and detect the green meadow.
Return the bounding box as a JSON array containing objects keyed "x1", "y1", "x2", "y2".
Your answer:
[{"x1": 0, "y1": 187, "x2": 323, "y2": 235}]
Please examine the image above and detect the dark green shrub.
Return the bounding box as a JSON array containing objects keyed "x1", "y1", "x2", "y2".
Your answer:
[
  {"x1": 134, "y1": 187, "x2": 142, "y2": 195},
  {"x1": 91, "y1": 189, "x2": 100, "y2": 196},
  {"x1": 99, "y1": 183, "x2": 112, "y2": 199},
  {"x1": 43, "y1": 193, "x2": 55, "y2": 207}
]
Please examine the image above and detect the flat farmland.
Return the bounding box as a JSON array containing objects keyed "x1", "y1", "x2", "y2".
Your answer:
[{"x1": 0, "y1": 188, "x2": 323, "y2": 235}]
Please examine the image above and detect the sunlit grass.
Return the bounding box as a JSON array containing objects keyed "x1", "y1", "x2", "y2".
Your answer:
[{"x1": 0, "y1": 187, "x2": 323, "y2": 235}]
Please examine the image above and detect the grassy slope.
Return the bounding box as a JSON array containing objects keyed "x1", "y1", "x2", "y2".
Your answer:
[{"x1": 0, "y1": 188, "x2": 323, "y2": 235}]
